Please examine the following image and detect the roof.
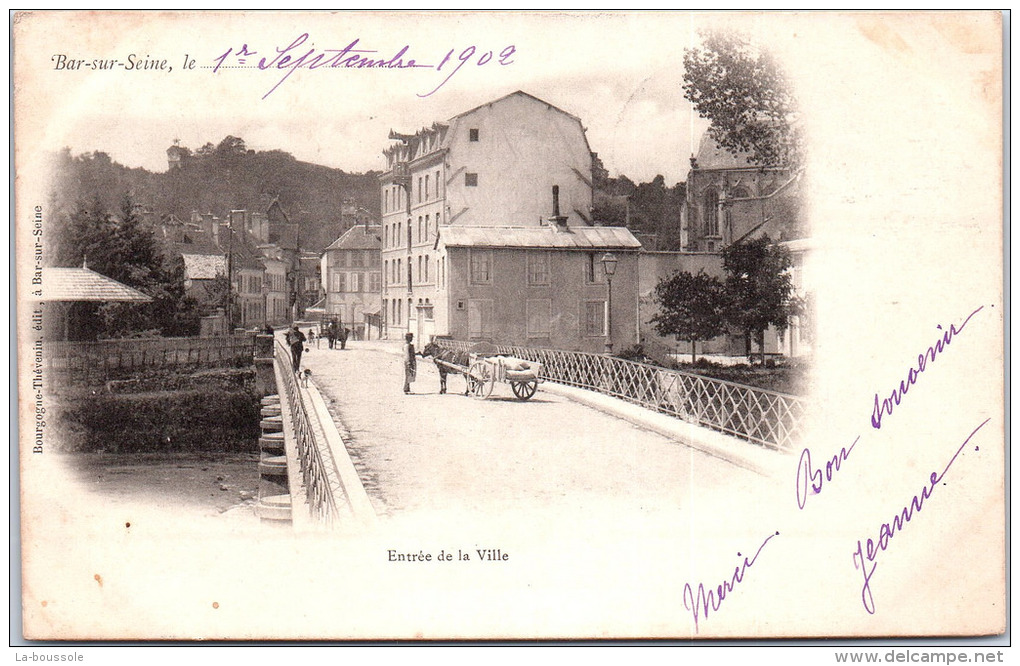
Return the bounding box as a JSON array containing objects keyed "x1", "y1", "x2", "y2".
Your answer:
[
  {"x1": 325, "y1": 225, "x2": 383, "y2": 251},
  {"x1": 695, "y1": 136, "x2": 755, "y2": 170},
  {"x1": 440, "y1": 225, "x2": 642, "y2": 251},
  {"x1": 39, "y1": 267, "x2": 153, "y2": 303},
  {"x1": 448, "y1": 90, "x2": 582, "y2": 125},
  {"x1": 180, "y1": 253, "x2": 227, "y2": 280}
]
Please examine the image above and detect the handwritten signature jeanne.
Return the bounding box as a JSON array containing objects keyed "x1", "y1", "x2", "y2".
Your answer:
[
  {"x1": 788, "y1": 305, "x2": 992, "y2": 616},
  {"x1": 853, "y1": 418, "x2": 990, "y2": 614},
  {"x1": 212, "y1": 34, "x2": 516, "y2": 100}
]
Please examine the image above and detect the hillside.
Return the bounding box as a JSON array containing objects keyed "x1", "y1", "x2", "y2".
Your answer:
[{"x1": 47, "y1": 136, "x2": 382, "y2": 253}]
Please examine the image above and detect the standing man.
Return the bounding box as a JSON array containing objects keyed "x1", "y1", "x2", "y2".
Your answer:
[
  {"x1": 339, "y1": 324, "x2": 350, "y2": 350},
  {"x1": 326, "y1": 319, "x2": 337, "y2": 350},
  {"x1": 285, "y1": 323, "x2": 306, "y2": 373},
  {"x1": 403, "y1": 332, "x2": 416, "y2": 394}
]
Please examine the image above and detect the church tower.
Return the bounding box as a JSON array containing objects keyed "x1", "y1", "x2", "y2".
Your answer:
[{"x1": 166, "y1": 139, "x2": 183, "y2": 171}]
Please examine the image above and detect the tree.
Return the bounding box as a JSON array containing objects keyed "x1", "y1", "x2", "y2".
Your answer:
[
  {"x1": 53, "y1": 195, "x2": 199, "y2": 339},
  {"x1": 650, "y1": 270, "x2": 726, "y2": 363},
  {"x1": 683, "y1": 30, "x2": 801, "y2": 167},
  {"x1": 721, "y1": 235, "x2": 796, "y2": 363}
]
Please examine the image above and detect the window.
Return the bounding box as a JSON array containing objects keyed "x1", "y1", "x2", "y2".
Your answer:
[
  {"x1": 584, "y1": 301, "x2": 607, "y2": 337},
  {"x1": 585, "y1": 253, "x2": 605, "y2": 283},
  {"x1": 704, "y1": 189, "x2": 719, "y2": 236},
  {"x1": 527, "y1": 252, "x2": 550, "y2": 286},
  {"x1": 350, "y1": 273, "x2": 361, "y2": 293},
  {"x1": 435, "y1": 170, "x2": 441, "y2": 198},
  {"x1": 527, "y1": 299, "x2": 552, "y2": 337},
  {"x1": 384, "y1": 189, "x2": 389, "y2": 213},
  {"x1": 468, "y1": 299, "x2": 493, "y2": 339},
  {"x1": 470, "y1": 249, "x2": 492, "y2": 283},
  {"x1": 424, "y1": 255, "x2": 430, "y2": 283},
  {"x1": 417, "y1": 256, "x2": 422, "y2": 284},
  {"x1": 369, "y1": 272, "x2": 381, "y2": 292},
  {"x1": 424, "y1": 214, "x2": 430, "y2": 241},
  {"x1": 465, "y1": 173, "x2": 478, "y2": 187},
  {"x1": 351, "y1": 250, "x2": 364, "y2": 267},
  {"x1": 407, "y1": 223, "x2": 412, "y2": 249},
  {"x1": 418, "y1": 177, "x2": 423, "y2": 203},
  {"x1": 336, "y1": 273, "x2": 346, "y2": 293},
  {"x1": 418, "y1": 216, "x2": 423, "y2": 243},
  {"x1": 425, "y1": 174, "x2": 430, "y2": 200},
  {"x1": 469, "y1": 128, "x2": 479, "y2": 141},
  {"x1": 407, "y1": 260, "x2": 412, "y2": 290},
  {"x1": 383, "y1": 260, "x2": 388, "y2": 286},
  {"x1": 369, "y1": 251, "x2": 380, "y2": 267}
]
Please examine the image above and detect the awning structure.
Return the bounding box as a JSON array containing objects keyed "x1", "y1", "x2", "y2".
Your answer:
[{"x1": 38, "y1": 267, "x2": 152, "y2": 302}]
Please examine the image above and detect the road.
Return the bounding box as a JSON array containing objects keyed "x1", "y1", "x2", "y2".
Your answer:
[{"x1": 302, "y1": 341, "x2": 782, "y2": 534}]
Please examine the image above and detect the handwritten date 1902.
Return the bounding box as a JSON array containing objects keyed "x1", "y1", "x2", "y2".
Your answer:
[{"x1": 212, "y1": 34, "x2": 516, "y2": 100}]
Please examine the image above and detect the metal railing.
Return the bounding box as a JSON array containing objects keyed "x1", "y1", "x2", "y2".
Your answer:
[
  {"x1": 273, "y1": 339, "x2": 345, "y2": 527},
  {"x1": 435, "y1": 340, "x2": 805, "y2": 451},
  {"x1": 48, "y1": 334, "x2": 256, "y2": 383}
]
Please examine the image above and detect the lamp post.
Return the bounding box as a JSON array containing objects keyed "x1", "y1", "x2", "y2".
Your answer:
[{"x1": 601, "y1": 252, "x2": 618, "y2": 354}]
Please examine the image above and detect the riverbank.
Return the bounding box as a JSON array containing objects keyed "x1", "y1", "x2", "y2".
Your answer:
[{"x1": 62, "y1": 451, "x2": 261, "y2": 522}]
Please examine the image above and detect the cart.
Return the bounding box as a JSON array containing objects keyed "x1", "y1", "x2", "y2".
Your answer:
[{"x1": 462, "y1": 343, "x2": 544, "y2": 400}]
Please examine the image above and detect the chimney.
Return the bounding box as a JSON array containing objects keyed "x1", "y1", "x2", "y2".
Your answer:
[
  {"x1": 200, "y1": 213, "x2": 219, "y2": 246},
  {"x1": 547, "y1": 185, "x2": 569, "y2": 231}
]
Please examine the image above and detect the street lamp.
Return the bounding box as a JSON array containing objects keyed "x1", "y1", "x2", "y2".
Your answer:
[{"x1": 601, "y1": 252, "x2": 618, "y2": 354}]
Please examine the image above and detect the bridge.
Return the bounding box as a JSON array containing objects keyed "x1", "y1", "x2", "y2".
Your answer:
[{"x1": 253, "y1": 334, "x2": 805, "y2": 532}]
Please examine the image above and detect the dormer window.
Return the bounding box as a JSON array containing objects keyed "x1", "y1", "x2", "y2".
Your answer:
[{"x1": 469, "y1": 128, "x2": 479, "y2": 142}]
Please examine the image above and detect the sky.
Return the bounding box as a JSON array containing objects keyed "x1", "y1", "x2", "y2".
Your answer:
[{"x1": 21, "y1": 11, "x2": 716, "y2": 185}]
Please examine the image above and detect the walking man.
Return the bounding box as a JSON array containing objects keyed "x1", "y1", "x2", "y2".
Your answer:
[
  {"x1": 403, "y1": 332, "x2": 416, "y2": 394},
  {"x1": 285, "y1": 323, "x2": 306, "y2": 372}
]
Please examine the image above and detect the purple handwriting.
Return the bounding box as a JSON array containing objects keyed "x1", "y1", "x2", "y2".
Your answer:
[
  {"x1": 795, "y1": 436, "x2": 860, "y2": 510},
  {"x1": 211, "y1": 34, "x2": 516, "y2": 100},
  {"x1": 682, "y1": 531, "x2": 779, "y2": 633},
  {"x1": 871, "y1": 306, "x2": 984, "y2": 430},
  {"x1": 852, "y1": 418, "x2": 990, "y2": 614}
]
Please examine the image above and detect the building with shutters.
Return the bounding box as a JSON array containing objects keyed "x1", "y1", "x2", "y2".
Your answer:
[
  {"x1": 322, "y1": 223, "x2": 383, "y2": 339},
  {"x1": 379, "y1": 90, "x2": 640, "y2": 352}
]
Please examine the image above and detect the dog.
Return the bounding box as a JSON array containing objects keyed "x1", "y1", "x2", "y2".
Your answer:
[{"x1": 300, "y1": 368, "x2": 312, "y2": 388}]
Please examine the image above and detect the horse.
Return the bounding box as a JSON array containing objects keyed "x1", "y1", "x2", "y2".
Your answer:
[{"x1": 419, "y1": 341, "x2": 474, "y2": 395}]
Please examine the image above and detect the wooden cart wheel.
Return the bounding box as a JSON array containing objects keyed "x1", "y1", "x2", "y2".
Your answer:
[
  {"x1": 469, "y1": 362, "x2": 492, "y2": 398},
  {"x1": 511, "y1": 380, "x2": 538, "y2": 400}
]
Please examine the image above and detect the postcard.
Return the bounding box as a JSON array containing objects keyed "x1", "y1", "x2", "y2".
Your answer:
[{"x1": 12, "y1": 11, "x2": 1004, "y2": 641}]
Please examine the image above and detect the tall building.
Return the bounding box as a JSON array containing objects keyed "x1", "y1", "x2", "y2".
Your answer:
[
  {"x1": 379, "y1": 90, "x2": 640, "y2": 352},
  {"x1": 322, "y1": 223, "x2": 383, "y2": 339}
]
